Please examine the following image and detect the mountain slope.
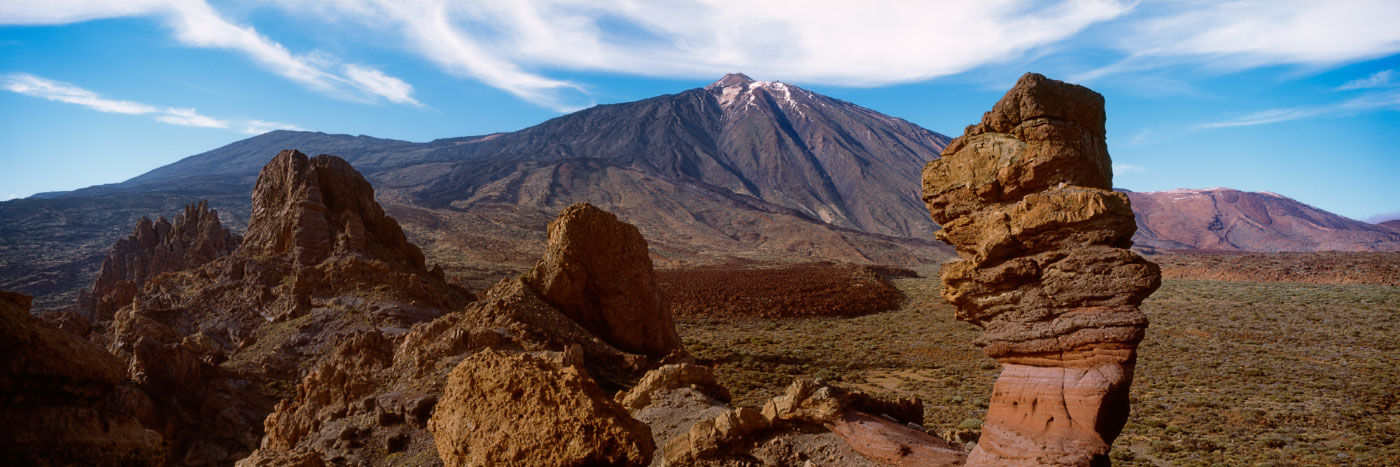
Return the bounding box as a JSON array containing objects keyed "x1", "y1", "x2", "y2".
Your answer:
[
  {"x1": 1126, "y1": 188, "x2": 1400, "y2": 252},
  {"x1": 2, "y1": 74, "x2": 955, "y2": 310}
]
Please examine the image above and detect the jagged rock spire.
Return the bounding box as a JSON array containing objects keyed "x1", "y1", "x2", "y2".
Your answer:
[{"x1": 89, "y1": 200, "x2": 239, "y2": 321}]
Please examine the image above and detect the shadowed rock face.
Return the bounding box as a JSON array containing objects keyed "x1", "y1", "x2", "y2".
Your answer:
[
  {"x1": 242, "y1": 149, "x2": 427, "y2": 270},
  {"x1": 0, "y1": 290, "x2": 165, "y2": 465},
  {"x1": 523, "y1": 202, "x2": 682, "y2": 358},
  {"x1": 921, "y1": 73, "x2": 1160, "y2": 465},
  {"x1": 90, "y1": 200, "x2": 240, "y2": 321},
  {"x1": 89, "y1": 150, "x2": 470, "y2": 465}
]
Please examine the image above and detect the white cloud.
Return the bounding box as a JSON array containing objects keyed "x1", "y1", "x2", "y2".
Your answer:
[
  {"x1": 1083, "y1": 1, "x2": 1400, "y2": 79},
  {"x1": 1, "y1": 72, "x2": 159, "y2": 114},
  {"x1": 2, "y1": 72, "x2": 299, "y2": 133},
  {"x1": 1197, "y1": 107, "x2": 1324, "y2": 129},
  {"x1": 343, "y1": 64, "x2": 421, "y2": 106},
  {"x1": 5, "y1": 194, "x2": 17, "y2": 201},
  {"x1": 7, "y1": 1, "x2": 1400, "y2": 113},
  {"x1": 0, "y1": 0, "x2": 419, "y2": 106},
  {"x1": 1339, "y1": 70, "x2": 1395, "y2": 90},
  {"x1": 261, "y1": 0, "x2": 1132, "y2": 110},
  {"x1": 243, "y1": 120, "x2": 304, "y2": 135},
  {"x1": 1197, "y1": 87, "x2": 1400, "y2": 129},
  {"x1": 1113, "y1": 163, "x2": 1146, "y2": 174},
  {"x1": 155, "y1": 107, "x2": 228, "y2": 129}
]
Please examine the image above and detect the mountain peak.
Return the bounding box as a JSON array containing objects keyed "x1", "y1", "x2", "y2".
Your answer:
[{"x1": 706, "y1": 72, "x2": 755, "y2": 90}]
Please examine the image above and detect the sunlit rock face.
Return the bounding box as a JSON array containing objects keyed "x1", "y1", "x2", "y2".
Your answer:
[{"x1": 921, "y1": 72, "x2": 1160, "y2": 466}]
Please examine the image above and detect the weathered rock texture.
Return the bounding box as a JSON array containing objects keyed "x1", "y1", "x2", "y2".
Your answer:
[
  {"x1": 429, "y1": 349, "x2": 655, "y2": 466},
  {"x1": 523, "y1": 202, "x2": 682, "y2": 358},
  {"x1": 242, "y1": 203, "x2": 672, "y2": 465},
  {"x1": 90, "y1": 200, "x2": 240, "y2": 321},
  {"x1": 242, "y1": 149, "x2": 428, "y2": 271},
  {"x1": 920, "y1": 73, "x2": 1160, "y2": 465},
  {"x1": 658, "y1": 377, "x2": 964, "y2": 466},
  {"x1": 93, "y1": 150, "x2": 470, "y2": 465},
  {"x1": 0, "y1": 290, "x2": 165, "y2": 466}
]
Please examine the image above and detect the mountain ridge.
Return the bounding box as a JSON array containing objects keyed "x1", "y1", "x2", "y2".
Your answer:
[
  {"x1": 1124, "y1": 187, "x2": 1400, "y2": 252},
  {"x1": 2, "y1": 75, "x2": 958, "y2": 310}
]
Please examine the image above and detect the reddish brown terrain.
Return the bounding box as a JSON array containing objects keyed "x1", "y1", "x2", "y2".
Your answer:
[
  {"x1": 1127, "y1": 188, "x2": 1400, "y2": 252},
  {"x1": 658, "y1": 262, "x2": 911, "y2": 319},
  {"x1": 1152, "y1": 250, "x2": 1400, "y2": 286},
  {"x1": 4, "y1": 149, "x2": 974, "y2": 466},
  {"x1": 1379, "y1": 219, "x2": 1400, "y2": 232},
  {"x1": 4, "y1": 72, "x2": 1399, "y2": 466}
]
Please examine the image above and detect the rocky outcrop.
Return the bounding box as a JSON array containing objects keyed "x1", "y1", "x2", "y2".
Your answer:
[
  {"x1": 91, "y1": 150, "x2": 471, "y2": 465},
  {"x1": 921, "y1": 73, "x2": 1160, "y2": 465},
  {"x1": 90, "y1": 200, "x2": 240, "y2": 321},
  {"x1": 241, "y1": 149, "x2": 429, "y2": 270},
  {"x1": 618, "y1": 363, "x2": 731, "y2": 412},
  {"x1": 660, "y1": 378, "x2": 964, "y2": 466},
  {"x1": 0, "y1": 290, "x2": 165, "y2": 465},
  {"x1": 523, "y1": 202, "x2": 682, "y2": 358},
  {"x1": 428, "y1": 349, "x2": 655, "y2": 466},
  {"x1": 243, "y1": 204, "x2": 673, "y2": 465}
]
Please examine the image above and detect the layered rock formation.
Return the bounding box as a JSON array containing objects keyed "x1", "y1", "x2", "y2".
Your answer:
[
  {"x1": 0, "y1": 290, "x2": 165, "y2": 465},
  {"x1": 90, "y1": 200, "x2": 240, "y2": 321},
  {"x1": 243, "y1": 201, "x2": 962, "y2": 466},
  {"x1": 90, "y1": 150, "x2": 471, "y2": 465},
  {"x1": 921, "y1": 73, "x2": 1160, "y2": 465},
  {"x1": 523, "y1": 202, "x2": 681, "y2": 358},
  {"x1": 242, "y1": 203, "x2": 672, "y2": 465}
]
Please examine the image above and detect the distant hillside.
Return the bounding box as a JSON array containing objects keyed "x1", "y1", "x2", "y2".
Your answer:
[
  {"x1": 1125, "y1": 188, "x2": 1400, "y2": 252},
  {"x1": 1, "y1": 74, "x2": 955, "y2": 310}
]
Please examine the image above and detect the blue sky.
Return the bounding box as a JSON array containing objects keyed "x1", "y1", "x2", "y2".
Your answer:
[{"x1": 2, "y1": 0, "x2": 1398, "y2": 222}]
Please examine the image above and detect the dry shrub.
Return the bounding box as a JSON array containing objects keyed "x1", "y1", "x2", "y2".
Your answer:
[
  {"x1": 1152, "y1": 251, "x2": 1400, "y2": 286},
  {"x1": 657, "y1": 262, "x2": 911, "y2": 319}
]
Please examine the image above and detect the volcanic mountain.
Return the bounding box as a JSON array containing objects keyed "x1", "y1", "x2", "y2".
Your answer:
[
  {"x1": 1125, "y1": 188, "x2": 1400, "y2": 252},
  {"x1": 1, "y1": 74, "x2": 954, "y2": 309}
]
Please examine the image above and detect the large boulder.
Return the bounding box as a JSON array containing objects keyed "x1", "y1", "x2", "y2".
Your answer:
[
  {"x1": 921, "y1": 73, "x2": 1160, "y2": 465},
  {"x1": 0, "y1": 290, "x2": 165, "y2": 466},
  {"x1": 428, "y1": 349, "x2": 655, "y2": 466},
  {"x1": 523, "y1": 202, "x2": 682, "y2": 358}
]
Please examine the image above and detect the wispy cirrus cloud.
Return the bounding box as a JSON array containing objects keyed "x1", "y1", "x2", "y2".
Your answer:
[
  {"x1": 0, "y1": 0, "x2": 419, "y2": 106},
  {"x1": 0, "y1": 72, "x2": 159, "y2": 114},
  {"x1": 1, "y1": 72, "x2": 299, "y2": 134},
  {"x1": 1339, "y1": 70, "x2": 1395, "y2": 90},
  {"x1": 242, "y1": 120, "x2": 304, "y2": 135},
  {"x1": 261, "y1": 0, "x2": 1134, "y2": 111},
  {"x1": 1080, "y1": 0, "x2": 1400, "y2": 81},
  {"x1": 1113, "y1": 163, "x2": 1147, "y2": 174},
  {"x1": 155, "y1": 107, "x2": 228, "y2": 129},
  {"x1": 1197, "y1": 91, "x2": 1400, "y2": 129},
  {"x1": 1198, "y1": 66, "x2": 1400, "y2": 129},
  {"x1": 6, "y1": 1, "x2": 1400, "y2": 113}
]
